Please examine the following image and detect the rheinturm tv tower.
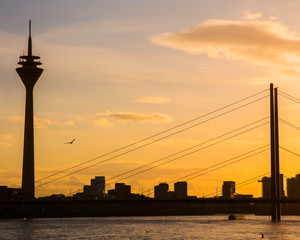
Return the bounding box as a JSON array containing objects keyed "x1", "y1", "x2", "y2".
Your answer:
[{"x1": 16, "y1": 20, "x2": 43, "y2": 200}]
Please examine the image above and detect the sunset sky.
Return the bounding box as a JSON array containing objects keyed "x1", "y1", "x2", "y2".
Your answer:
[{"x1": 0, "y1": 0, "x2": 299, "y2": 198}]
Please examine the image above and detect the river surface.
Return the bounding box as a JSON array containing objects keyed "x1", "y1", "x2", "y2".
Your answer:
[{"x1": 1, "y1": 215, "x2": 300, "y2": 239}]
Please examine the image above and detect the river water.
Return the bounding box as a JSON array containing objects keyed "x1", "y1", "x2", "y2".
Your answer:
[{"x1": 1, "y1": 215, "x2": 300, "y2": 240}]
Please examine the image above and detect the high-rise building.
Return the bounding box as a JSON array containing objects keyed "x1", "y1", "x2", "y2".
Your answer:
[
  {"x1": 16, "y1": 21, "x2": 43, "y2": 200},
  {"x1": 287, "y1": 174, "x2": 300, "y2": 198},
  {"x1": 258, "y1": 177, "x2": 271, "y2": 198},
  {"x1": 259, "y1": 174, "x2": 285, "y2": 198},
  {"x1": 90, "y1": 176, "x2": 105, "y2": 197},
  {"x1": 0, "y1": 186, "x2": 22, "y2": 200},
  {"x1": 108, "y1": 183, "x2": 131, "y2": 199},
  {"x1": 154, "y1": 183, "x2": 170, "y2": 199},
  {"x1": 83, "y1": 185, "x2": 92, "y2": 195},
  {"x1": 222, "y1": 181, "x2": 235, "y2": 199},
  {"x1": 174, "y1": 181, "x2": 187, "y2": 199},
  {"x1": 82, "y1": 176, "x2": 105, "y2": 199}
]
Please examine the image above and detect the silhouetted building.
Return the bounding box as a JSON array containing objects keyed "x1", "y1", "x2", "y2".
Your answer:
[
  {"x1": 108, "y1": 183, "x2": 131, "y2": 199},
  {"x1": 154, "y1": 182, "x2": 194, "y2": 199},
  {"x1": 259, "y1": 177, "x2": 271, "y2": 198},
  {"x1": 0, "y1": 186, "x2": 22, "y2": 200},
  {"x1": 16, "y1": 21, "x2": 43, "y2": 200},
  {"x1": 287, "y1": 174, "x2": 300, "y2": 198},
  {"x1": 83, "y1": 185, "x2": 92, "y2": 194},
  {"x1": 154, "y1": 183, "x2": 170, "y2": 199},
  {"x1": 82, "y1": 176, "x2": 105, "y2": 199},
  {"x1": 90, "y1": 176, "x2": 105, "y2": 197},
  {"x1": 174, "y1": 181, "x2": 187, "y2": 199},
  {"x1": 222, "y1": 181, "x2": 235, "y2": 198},
  {"x1": 259, "y1": 174, "x2": 284, "y2": 198}
]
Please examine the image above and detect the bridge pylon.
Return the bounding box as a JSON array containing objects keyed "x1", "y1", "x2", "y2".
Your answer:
[{"x1": 270, "y1": 83, "x2": 280, "y2": 222}]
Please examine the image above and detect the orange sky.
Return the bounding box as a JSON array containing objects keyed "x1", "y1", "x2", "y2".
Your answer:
[{"x1": 0, "y1": 1, "x2": 299, "y2": 197}]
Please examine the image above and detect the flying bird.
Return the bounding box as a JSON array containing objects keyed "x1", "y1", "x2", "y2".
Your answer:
[{"x1": 65, "y1": 138, "x2": 76, "y2": 144}]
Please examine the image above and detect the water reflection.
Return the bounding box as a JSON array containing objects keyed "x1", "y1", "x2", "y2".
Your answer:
[{"x1": 1, "y1": 215, "x2": 300, "y2": 240}]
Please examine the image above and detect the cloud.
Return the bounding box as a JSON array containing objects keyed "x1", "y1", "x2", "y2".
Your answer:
[
  {"x1": 0, "y1": 134, "x2": 13, "y2": 147},
  {"x1": 9, "y1": 115, "x2": 24, "y2": 122},
  {"x1": 68, "y1": 176, "x2": 85, "y2": 187},
  {"x1": 34, "y1": 117, "x2": 63, "y2": 129},
  {"x1": 269, "y1": 16, "x2": 278, "y2": 21},
  {"x1": 151, "y1": 19, "x2": 300, "y2": 68},
  {"x1": 9, "y1": 115, "x2": 74, "y2": 129},
  {"x1": 65, "y1": 121, "x2": 75, "y2": 126},
  {"x1": 93, "y1": 118, "x2": 113, "y2": 127},
  {"x1": 134, "y1": 96, "x2": 170, "y2": 104},
  {"x1": 280, "y1": 68, "x2": 300, "y2": 75},
  {"x1": 0, "y1": 169, "x2": 21, "y2": 187},
  {"x1": 97, "y1": 111, "x2": 173, "y2": 123},
  {"x1": 1, "y1": 134, "x2": 13, "y2": 139},
  {"x1": 243, "y1": 11, "x2": 262, "y2": 20}
]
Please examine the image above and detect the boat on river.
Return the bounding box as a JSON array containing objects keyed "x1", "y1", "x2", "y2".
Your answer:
[{"x1": 228, "y1": 214, "x2": 245, "y2": 220}]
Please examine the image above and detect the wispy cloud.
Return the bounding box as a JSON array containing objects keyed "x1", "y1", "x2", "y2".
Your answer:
[
  {"x1": 67, "y1": 176, "x2": 85, "y2": 187},
  {"x1": 97, "y1": 111, "x2": 173, "y2": 123},
  {"x1": 0, "y1": 134, "x2": 13, "y2": 147},
  {"x1": 243, "y1": 11, "x2": 262, "y2": 20},
  {"x1": 1, "y1": 134, "x2": 13, "y2": 139},
  {"x1": 0, "y1": 169, "x2": 21, "y2": 187},
  {"x1": 9, "y1": 115, "x2": 24, "y2": 122},
  {"x1": 151, "y1": 18, "x2": 300, "y2": 68},
  {"x1": 93, "y1": 118, "x2": 113, "y2": 127},
  {"x1": 134, "y1": 96, "x2": 170, "y2": 104},
  {"x1": 65, "y1": 121, "x2": 75, "y2": 126},
  {"x1": 9, "y1": 115, "x2": 75, "y2": 129},
  {"x1": 35, "y1": 117, "x2": 63, "y2": 129}
]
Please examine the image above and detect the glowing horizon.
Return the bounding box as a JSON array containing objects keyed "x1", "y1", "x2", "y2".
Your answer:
[{"x1": 0, "y1": 1, "x2": 299, "y2": 198}]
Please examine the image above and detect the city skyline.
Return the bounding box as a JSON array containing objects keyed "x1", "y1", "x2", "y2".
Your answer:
[{"x1": 1, "y1": 1, "x2": 300, "y2": 198}]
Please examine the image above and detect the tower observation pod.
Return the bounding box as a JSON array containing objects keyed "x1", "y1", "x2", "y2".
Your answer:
[{"x1": 16, "y1": 20, "x2": 43, "y2": 200}]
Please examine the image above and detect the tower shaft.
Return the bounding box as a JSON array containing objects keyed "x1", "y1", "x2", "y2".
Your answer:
[{"x1": 22, "y1": 88, "x2": 35, "y2": 199}]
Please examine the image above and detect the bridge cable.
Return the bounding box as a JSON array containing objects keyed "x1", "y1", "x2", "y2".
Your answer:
[
  {"x1": 175, "y1": 148, "x2": 269, "y2": 183},
  {"x1": 105, "y1": 117, "x2": 269, "y2": 183},
  {"x1": 35, "y1": 94, "x2": 269, "y2": 185},
  {"x1": 71, "y1": 145, "x2": 269, "y2": 196},
  {"x1": 36, "y1": 117, "x2": 269, "y2": 189},
  {"x1": 278, "y1": 91, "x2": 300, "y2": 104},
  {"x1": 105, "y1": 121, "x2": 269, "y2": 187},
  {"x1": 280, "y1": 146, "x2": 300, "y2": 158},
  {"x1": 111, "y1": 145, "x2": 269, "y2": 185},
  {"x1": 143, "y1": 148, "x2": 269, "y2": 197},
  {"x1": 104, "y1": 119, "x2": 269, "y2": 184},
  {"x1": 279, "y1": 119, "x2": 300, "y2": 131}
]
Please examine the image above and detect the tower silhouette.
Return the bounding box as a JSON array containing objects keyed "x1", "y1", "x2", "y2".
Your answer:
[{"x1": 16, "y1": 21, "x2": 43, "y2": 200}]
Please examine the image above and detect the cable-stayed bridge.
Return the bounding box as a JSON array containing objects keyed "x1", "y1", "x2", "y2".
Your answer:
[{"x1": 33, "y1": 84, "x2": 299, "y2": 221}]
